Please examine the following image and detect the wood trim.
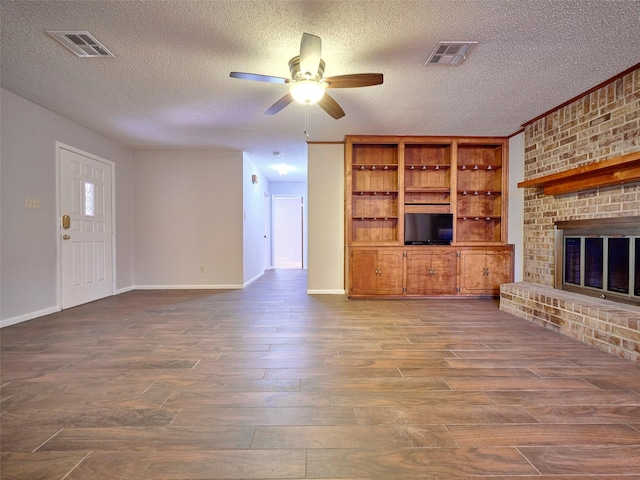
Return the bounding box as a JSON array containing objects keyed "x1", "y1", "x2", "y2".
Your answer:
[
  {"x1": 508, "y1": 128, "x2": 524, "y2": 138},
  {"x1": 517, "y1": 151, "x2": 640, "y2": 195},
  {"x1": 522, "y1": 63, "x2": 640, "y2": 128}
]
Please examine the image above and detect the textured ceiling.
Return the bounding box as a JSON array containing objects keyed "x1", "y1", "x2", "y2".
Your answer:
[{"x1": 1, "y1": 0, "x2": 639, "y2": 182}]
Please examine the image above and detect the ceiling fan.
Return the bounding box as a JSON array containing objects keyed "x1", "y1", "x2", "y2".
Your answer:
[{"x1": 230, "y1": 33, "x2": 383, "y2": 119}]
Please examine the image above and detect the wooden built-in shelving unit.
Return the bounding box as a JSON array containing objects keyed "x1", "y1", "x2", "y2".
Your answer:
[{"x1": 345, "y1": 135, "x2": 514, "y2": 298}]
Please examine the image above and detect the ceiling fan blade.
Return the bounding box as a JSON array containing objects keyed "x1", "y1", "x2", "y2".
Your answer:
[
  {"x1": 318, "y1": 92, "x2": 345, "y2": 119},
  {"x1": 265, "y1": 93, "x2": 294, "y2": 115},
  {"x1": 230, "y1": 72, "x2": 289, "y2": 84},
  {"x1": 299, "y1": 33, "x2": 322, "y2": 76},
  {"x1": 324, "y1": 73, "x2": 384, "y2": 88}
]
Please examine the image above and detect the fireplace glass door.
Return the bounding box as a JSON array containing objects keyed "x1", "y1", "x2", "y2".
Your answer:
[
  {"x1": 608, "y1": 237, "x2": 629, "y2": 294},
  {"x1": 636, "y1": 238, "x2": 640, "y2": 298},
  {"x1": 562, "y1": 235, "x2": 638, "y2": 304},
  {"x1": 585, "y1": 237, "x2": 603, "y2": 289}
]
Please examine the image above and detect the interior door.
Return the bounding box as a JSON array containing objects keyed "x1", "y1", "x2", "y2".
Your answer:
[
  {"x1": 273, "y1": 196, "x2": 303, "y2": 269},
  {"x1": 263, "y1": 191, "x2": 271, "y2": 270},
  {"x1": 60, "y1": 147, "x2": 113, "y2": 309}
]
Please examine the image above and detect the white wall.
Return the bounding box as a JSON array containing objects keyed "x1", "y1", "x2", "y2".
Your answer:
[
  {"x1": 307, "y1": 143, "x2": 345, "y2": 294},
  {"x1": 132, "y1": 150, "x2": 244, "y2": 288},
  {"x1": 1, "y1": 89, "x2": 134, "y2": 326},
  {"x1": 508, "y1": 132, "x2": 525, "y2": 281},
  {"x1": 243, "y1": 156, "x2": 269, "y2": 284}
]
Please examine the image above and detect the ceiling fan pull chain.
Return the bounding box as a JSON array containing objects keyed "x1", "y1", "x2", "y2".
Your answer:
[{"x1": 304, "y1": 104, "x2": 310, "y2": 139}]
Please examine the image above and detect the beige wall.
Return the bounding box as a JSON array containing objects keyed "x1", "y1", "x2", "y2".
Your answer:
[
  {"x1": 508, "y1": 132, "x2": 525, "y2": 281},
  {"x1": 307, "y1": 143, "x2": 345, "y2": 293},
  {"x1": 522, "y1": 68, "x2": 640, "y2": 287},
  {"x1": 133, "y1": 150, "x2": 244, "y2": 288},
  {"x1": 1, "y1": 89, "x2": 135, "y2": 326}
]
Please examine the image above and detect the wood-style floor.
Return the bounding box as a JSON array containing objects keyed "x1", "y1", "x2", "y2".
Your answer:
[{"x1": 2, "y1": 269, "x2": 640, "y2": 479}]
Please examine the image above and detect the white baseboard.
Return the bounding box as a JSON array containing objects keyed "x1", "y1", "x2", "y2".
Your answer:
[
  {"x1": 307, "y1": 289, "x2": 346, "y2": 295},
  {"x1": 243, "y1": 271, "x2": 264, "y2": 288},
  {"x1": 133, "y1": 284, "x2": 244, "y2": 290},
  {"x1": 114, "y1": 285, "x2": 135, "y2": 295},
  {"x1": 0, "y1": 306, "x2": 60, "y2": 328}
]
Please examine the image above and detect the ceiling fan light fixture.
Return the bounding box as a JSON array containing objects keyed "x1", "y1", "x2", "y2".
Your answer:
[
  {"x1": 231, "y1": 34, "x2": 381, "y2": 119},
  {"x1": 290, "y1": 80, "x2": 325, "y2": 105},
  {"x1": 274, "y1": 164, "x2": 294, "y2": 175}
]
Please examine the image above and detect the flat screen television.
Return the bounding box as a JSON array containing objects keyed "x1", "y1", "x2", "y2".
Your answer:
[{"x1": 404, "y1": 213, "x2": 453, "y2": 245}]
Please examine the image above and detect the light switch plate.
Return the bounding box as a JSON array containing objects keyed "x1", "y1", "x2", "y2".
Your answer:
[{"x1": 25, "y1": 197, "x2": 40, "y2": 209}]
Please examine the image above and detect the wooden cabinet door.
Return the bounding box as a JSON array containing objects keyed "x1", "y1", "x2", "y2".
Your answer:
[
  {"x1": 376, "y1": 249, "x2": 404, "y2": 295},
  {"x1": 459, "y1": 251, "x2": 487, "y2": 294},
  {"x1": 429, "y1": 252, "x2": 457, "y2": 294},
  {"x1": 349, "y1": 248, "x2": 403, "y2": 296},
  {"x1": 350, "y1": 249, "x2": 380, "y2": 296},
  {"x1": 484, "y1": 251, "x2": 513, "y2": 294},
  {"x1": 406, "y1": 250, "x2": 456, "y2": 295},
  {"x1": 459, "y1": 249, "x2": 513, "y2": 295}
]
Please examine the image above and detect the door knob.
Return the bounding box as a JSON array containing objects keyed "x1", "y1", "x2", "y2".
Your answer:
[{"x1": 63, "y1": 235, "x2": 71, "y2": 240}]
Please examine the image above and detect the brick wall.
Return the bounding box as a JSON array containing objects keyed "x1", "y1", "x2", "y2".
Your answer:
[
  {"x1": 502, "y1": 66, "x2": 640, "y2": 364},
  {"x1": 523, "y1": 67, "x2": 640, "y2": 286}
]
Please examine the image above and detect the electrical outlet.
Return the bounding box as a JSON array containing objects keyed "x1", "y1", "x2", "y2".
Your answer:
[{"x1": 25, "y1": 197, "x2": 40, "y2": 209}]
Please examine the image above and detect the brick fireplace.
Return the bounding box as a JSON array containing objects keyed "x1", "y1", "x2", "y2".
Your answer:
[{"x1": 500, "y1": 66, "x2": 640, "y2": 363}]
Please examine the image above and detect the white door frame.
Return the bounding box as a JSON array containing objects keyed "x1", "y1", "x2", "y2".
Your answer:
[{"x1": 56, "y1": 142, "x2": 116, "y2": 309}]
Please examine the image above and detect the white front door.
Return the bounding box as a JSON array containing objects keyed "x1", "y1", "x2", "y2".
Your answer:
[{"x1": 59, "y1": 146, "x2": 113, "y2": 309}]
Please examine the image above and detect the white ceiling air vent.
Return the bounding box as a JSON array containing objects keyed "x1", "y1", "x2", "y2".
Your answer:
[
  {"x1": 47, "y1": 31, "x2": 114, "y2": 58},
  {"x1": 426, "y1": 41, "x2": 476, "y2": 65}
]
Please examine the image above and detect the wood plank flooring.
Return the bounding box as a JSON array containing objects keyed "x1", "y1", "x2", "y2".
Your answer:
[{"x1": 2, "y1": 269, "x2": 640, "y2": 479}]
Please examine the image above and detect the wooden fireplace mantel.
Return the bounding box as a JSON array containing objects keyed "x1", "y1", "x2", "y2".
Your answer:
[{"x1": 518, "y1": 151, "x2": 640, "y2": 195}]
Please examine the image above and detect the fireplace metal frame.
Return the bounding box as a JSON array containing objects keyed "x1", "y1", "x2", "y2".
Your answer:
[{"x1": 554, "y1": 216, "x2": 640, "y2": 307}]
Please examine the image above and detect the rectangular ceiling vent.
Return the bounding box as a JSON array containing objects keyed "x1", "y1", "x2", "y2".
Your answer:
[
  {"x1": 47, "y1": 31, "x2": 114, "y2": 58},
  {"x1": 426, "y1": 41, "x2": 477, "y2": 66}
]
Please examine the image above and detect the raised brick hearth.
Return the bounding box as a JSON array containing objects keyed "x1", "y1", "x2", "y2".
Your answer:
[{"x1": 501, "y1": 282, "x2": 640, "y2": 364}]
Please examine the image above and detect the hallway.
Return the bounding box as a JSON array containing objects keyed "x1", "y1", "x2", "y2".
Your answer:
[{"x1": 1, "y1": 269, "x2": 640, "y2": 478}]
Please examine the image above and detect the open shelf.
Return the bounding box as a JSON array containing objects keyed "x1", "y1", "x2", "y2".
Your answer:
[
  {"x1": 406, "y1": 165, "x2": 450, "y2": 170},
  {"x1": 354, "y1": 164, "x2": 399, "y2": 170}
]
